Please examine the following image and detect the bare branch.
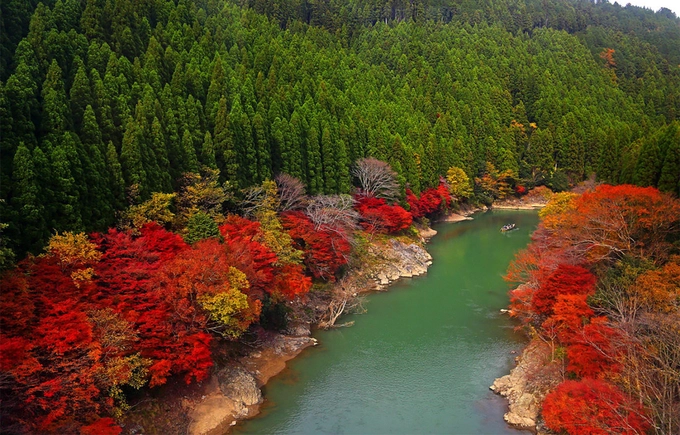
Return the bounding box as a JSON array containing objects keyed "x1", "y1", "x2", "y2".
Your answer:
[
  {"x1": 351, "y1": 158, "x2": 400, "y2": 202},
  {"x1": 275, "y1": 173, "x2": 308, "y2": 212},
  {"x1": 305, "y1": 194, "x2": 359, "y2": 236},
  {"x1": 240, "y1": 184, "x2": 267, "y2": 218}
]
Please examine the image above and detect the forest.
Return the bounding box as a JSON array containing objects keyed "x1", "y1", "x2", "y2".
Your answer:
[
  {"x1": 1, "y1": 0, "x2": 679, "y2": 258},
  {"x1": 0, "y1": 0, "x2": 679, "y2": 433},
  {"x1": 506, "y1": 185, "x2": 680, "y2": 434}
]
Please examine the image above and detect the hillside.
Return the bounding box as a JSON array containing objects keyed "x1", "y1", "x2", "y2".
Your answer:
[{"x1": 1, "y1": 0, "x2": 679, "y2": 257}]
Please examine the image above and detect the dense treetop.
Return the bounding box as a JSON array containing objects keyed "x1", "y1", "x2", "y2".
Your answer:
[{"x1": 1, "y1": 0, "x2": 679, "y2": 257}]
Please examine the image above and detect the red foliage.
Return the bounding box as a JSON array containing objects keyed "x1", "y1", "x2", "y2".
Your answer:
[
  {"x1": 281, "y1": 211, "x2": 351, "y2": 281},
  {"x1": 355, "y1": 196, "x2": 412, "y2": 234},
  {"x1": 274, "y1": 263, "x2": 313, "y2": 299},
  {"x1": 0, "y1": 210, "x2": 321, "y2": 432},
  {"x1": 530, "y1": 264, "x2": 596, "y2": 316},
  {"x1": 406, "y1": 189, "x2": 422, "y2": 219},
  {"x1": 515, "y1": 185, "x2": 527, "y2": 195},
  {"x1": 406, "y1": 180, "x2": 452, "y2": 219},
  {"x1": 220, "y1": 215, "x2": 277, "y2": 298},
  {"x1": 92, "y1": 224, "x2": 213, "y2": 386},
  {"x1": 546, "y1": 293, "x2": 594, "y2": 342},
  {"x1": 81, "y1": 418, "x2": 122, "y2": 435},
  {"x1": 543, "y1": 379, "x2": 649, "y2": 435},
  {"x1": 566, "y1": 317, "x2": 622, "y2": 378}
]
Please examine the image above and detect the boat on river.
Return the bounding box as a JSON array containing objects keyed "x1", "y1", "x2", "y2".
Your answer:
[{"x1": 500, "y1": 223, "x2": 516, "y2": 232}]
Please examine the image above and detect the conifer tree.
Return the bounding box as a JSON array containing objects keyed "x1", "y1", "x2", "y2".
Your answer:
[
  {"x1": 50, "y1": 135, "x2": 82, "y2": 231},
  {"x1": 120, "y1": 117, "x2": 147, "y2": 198},
  {"x1": 150, "y1": 116, "x2": 172, "y2": 192},
  {"x1": 70, "y1": 59, "x2": 93, "y2": 134},
  {"x1": 41, "y1": 59, "x2": 70, "y2": 138},
  {"x1": 201, "y1": 131, "x2": 217, "y2": 170},
  {"x1": 106, "y1": 141, "x2": 126, "y2": 209},
  {"x1": 252, "y1": 111, "x2": 271, "y2": 183},
  {"x1": 634, "y1": 135, "x2": 662, "y2": 187},
  {"x1": 658, "y1": 133, "x2": 680, "y2": 195},
  {"x1": 306, "y1": 122, "x2": 323, "y2": 194},
  {"x1": 321, "y1": 123, "x2": 337, "y2": 193},
  {"x1": 11, "y1": 143, "x2": 45, "y2": 253},
  {"x1": 214, "y1": 96, "x2": 238, "y2": 185}
]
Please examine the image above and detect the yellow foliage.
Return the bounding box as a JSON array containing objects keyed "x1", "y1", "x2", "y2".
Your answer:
[
  {"x1": 121, "y1": 192, "x2": 176, "y2": 229},
  {"x1": 99, "y1": 353, "x2": 151, "y2": 417},
  {"x1": 252, "y1": 181, "x2": 304, "y2": 265},
  {"x1": 197, "y1": 267, "x2": 260, "y2": 339},
  {"x1": 70, "y1": 267, "x2": 95, "y2": 288},
  {"x1": 47, "y1": 232, "x2": 102, "y2": 267},
  {"x1": 539, "y1": 192, "x2": 580, "y2": 228},
  {"x1": 199, "y1": 294, "x2": 249, "y2": 338},
  {"x1": 446, "y1": 166, "x2": 473, "y2": 199},
  {"x1": 175, "y1": 169, "x2": 231, "y2": 228},
  {"x1": 228, "y1": 266, "x2": 249, "y2": 292}
]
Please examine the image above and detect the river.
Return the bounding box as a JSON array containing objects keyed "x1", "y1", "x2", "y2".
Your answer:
[{"x1": 235, "y1": 210, "x2": 539, "y2": 435}]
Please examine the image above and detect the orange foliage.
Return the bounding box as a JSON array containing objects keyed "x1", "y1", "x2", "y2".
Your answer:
[
  {"x1": 599, "y1": 47, "x2": 616, "y2": 68},
  {"x1": 633, "y1": 256, "x2": 680, "y2": 313},
  {"x1": 545, "y1": 185, "x2": 680, "y2": 262}
]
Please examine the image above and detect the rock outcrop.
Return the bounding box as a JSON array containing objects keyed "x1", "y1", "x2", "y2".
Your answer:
[
  {"x1": 490, "y1": 339, "x2": 561, "y2": 434},
  {"x1": 371, "y1": 239, "x2": 432, "y2": 287},
  {"x1": 187, "y1": 334, "x2": 316, "y2": 435}
]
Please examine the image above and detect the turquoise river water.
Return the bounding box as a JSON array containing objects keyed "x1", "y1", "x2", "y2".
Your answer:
[{"x1": 235, "y1": 210, "x2": 539, "y2": 435}]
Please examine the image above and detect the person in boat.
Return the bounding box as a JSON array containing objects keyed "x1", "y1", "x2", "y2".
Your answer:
[{"x1": 501, "y1": 223, "x2": 516, "y2": 232}]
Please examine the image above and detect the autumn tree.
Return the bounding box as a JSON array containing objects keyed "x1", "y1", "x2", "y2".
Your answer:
[
  {"x1": 446, "y1": 166, "x2": 473, "y2": 200},
  {"x1": 542, "y1": 379, "x2": 649, "y2": 435},
  {"x1": 352, "y1": 158, "x2": 400, "y2": 202}
]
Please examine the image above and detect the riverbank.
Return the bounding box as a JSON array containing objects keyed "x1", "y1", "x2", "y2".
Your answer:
[
  {"x1": 490, "y1": 337, "x2": 561, "y2": 434},
  {"x1": 188, "y1": 234, "x2": 433, "y2": 434},
  {"x1": 121, "y1": 226, "x2": 435, "y2": 435},
  {"x1": 489, "y1": 196, "x2": 556, "y2": 435},
  {"x1": 122, "y1": 207, "x2": 543, "y2": 435}
]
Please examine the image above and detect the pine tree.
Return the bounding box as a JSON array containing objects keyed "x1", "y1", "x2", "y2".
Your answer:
[
  {"x1": 50, "y1": 135, "x2": 82, "y2": 231},
  {"x1": 150, "y1": 116, "x2": 172, "y2": 192},
  {"x1": 120, "y1": 117, "x2": 147, "y2": 198},
  {"x1": 11, "y1": 143, "x2": 45, "y2": 253},
  {"x1": 41, "y1": 60, "x2": 70, "y2": 138},
  {"x1": 252, "y1": 111, "x2": 271, "y2": 182},
  {"x1": 201, "y1": 131, "x2": 217, "y2": 170},
  {"x1": 206, "y1": 54, "x2": 226, "y2": 128},
  {"x1": 182, "y1": 129, "x2": 200, "y2": 174},
  {"x1": 214, "y1": 96, "x2": 238, "y2": 185},
  {"x1": 306, "y1": 122, "x2": 323, "y2": 194},
  {"x1": 634, "y1": 135, "x2": 661, "y2": 187},
  {"x1": 106, "y1": 141, "x2": 126, "y2": 209},
  {"x1": 657, "y1": 130, "x2": 680, "y2": 195},
  {"x1": 597, "y1": 129, "x2": 621, "y2": 183},
  {"x1": 80, "y1": 106, "x2": 113, "y2": 228},
  {"x1": 70, "y1": 59, "x2": 93, "y2": 134},
  {"x1": 321, "y1": 123, "x2": 337, "y2": 193},
  {"x1": 230, "y1": 98, "x2": 256, "y2": 186}
]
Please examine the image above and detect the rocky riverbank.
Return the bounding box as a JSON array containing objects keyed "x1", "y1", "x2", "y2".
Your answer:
[
  {"x1": 122, "y1": 225, "x2": 438, "y2": 435},
  {"x1": 187, "y1": 235, "x2": 433, "y2": 434},
  {"x1": 490, "y1": 338, "x2": 561, "y2": 434}
]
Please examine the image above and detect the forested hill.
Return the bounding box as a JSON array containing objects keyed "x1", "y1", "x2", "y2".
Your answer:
[{"x1": 2, "y1": 0, "x2": 679, "y2": 256}]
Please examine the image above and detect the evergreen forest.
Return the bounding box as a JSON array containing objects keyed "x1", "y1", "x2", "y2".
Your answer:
[
  {"x1": 2, "y1": 1, "x2": 680, "y2": 434},
  {"x1": 2, "y1": 0, "x2": 680, "y2": 258}
]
